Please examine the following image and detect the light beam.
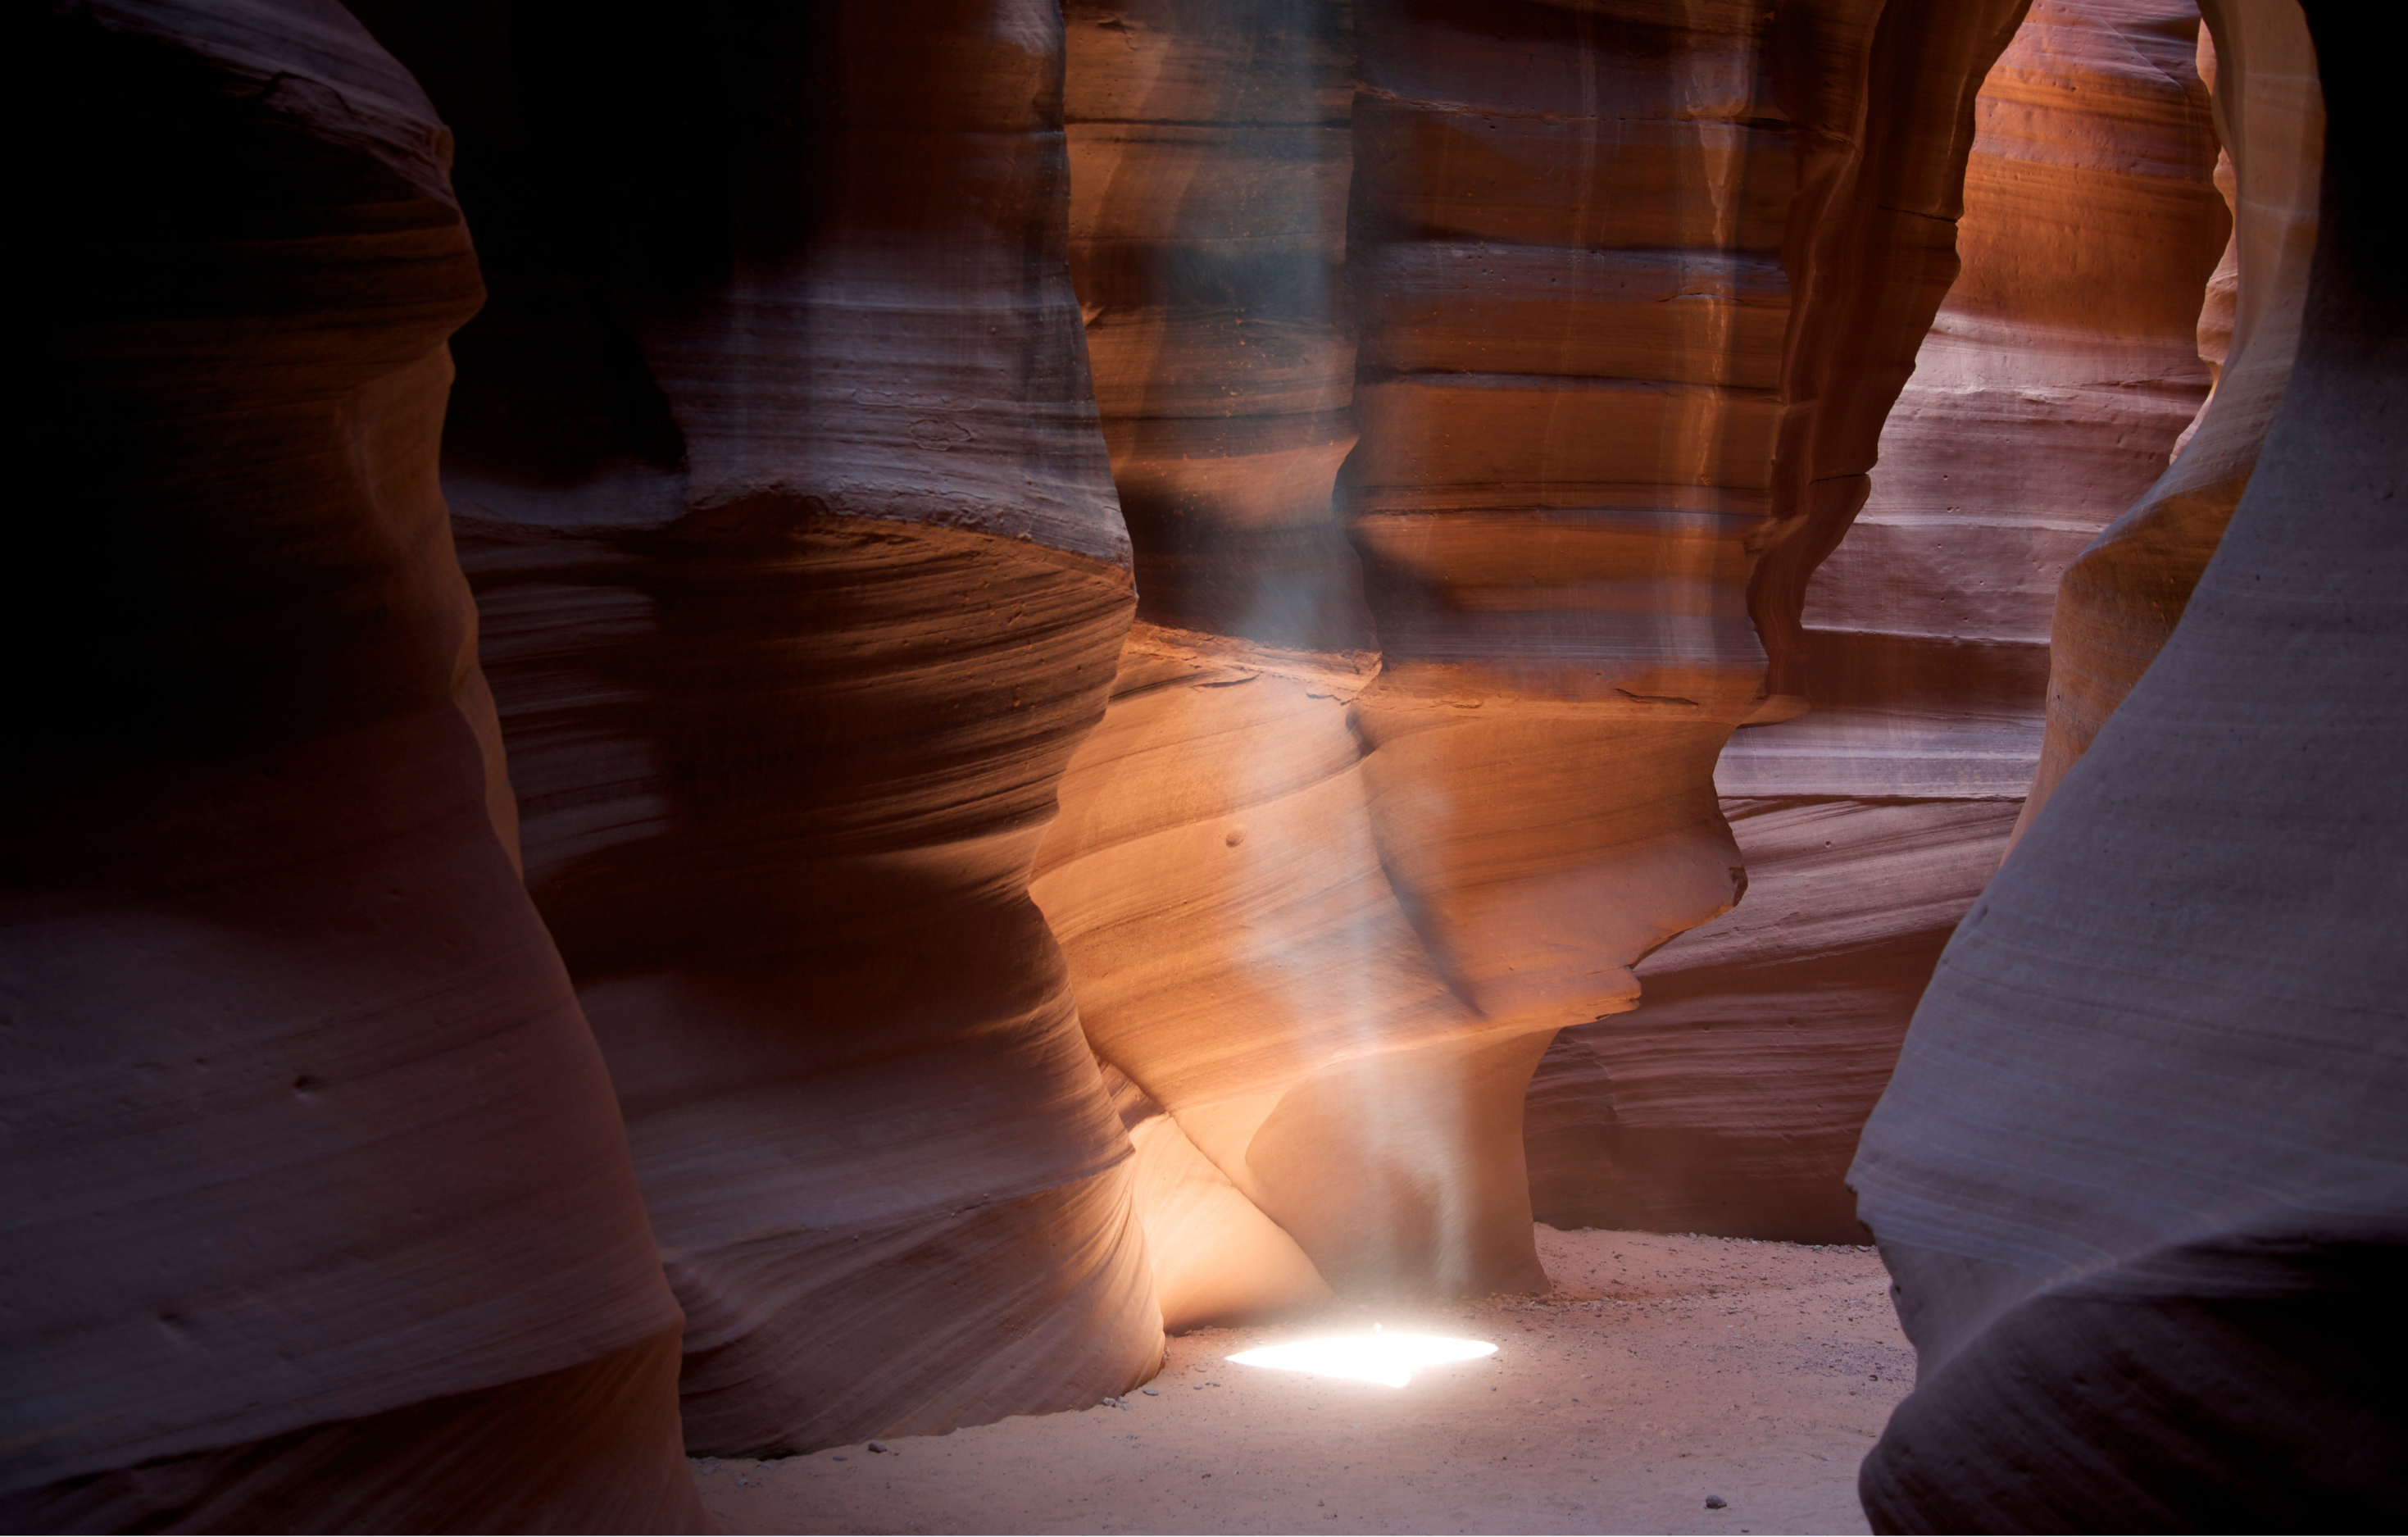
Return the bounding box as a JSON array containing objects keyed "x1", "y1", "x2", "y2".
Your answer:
[{"x1": 1226, "y1": 1332, "x2": 1498, "y2": 1389}]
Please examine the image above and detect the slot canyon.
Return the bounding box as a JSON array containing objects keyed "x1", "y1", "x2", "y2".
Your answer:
[{"x1": 6, "y1": 0, "x2": 2397, "y2": 1531}]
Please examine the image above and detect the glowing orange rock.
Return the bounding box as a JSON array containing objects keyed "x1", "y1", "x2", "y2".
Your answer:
[
  {"x1": 1046, "y1": 0, "x2": 2034, "y2": 1311},
  {"x1": 1529, "y1": 0, "x2": 2232, "y2": 1242},
  {"x1": 2017, "y1": 0, "x2": 2324, "y2": 831}
]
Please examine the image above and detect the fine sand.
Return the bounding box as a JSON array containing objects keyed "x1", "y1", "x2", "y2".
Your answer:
[{"x1": 697, "y1": 1226, "x2": 1913, "y2": 1535}]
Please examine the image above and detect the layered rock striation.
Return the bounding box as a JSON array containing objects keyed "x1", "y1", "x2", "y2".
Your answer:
[
  {"x1": 1528, "y1": 0, "x2": 2231, "y2": 1240},
  {"x1": 5, "y1": 2, "x2": 701, "y2": 1528},
  {"x1": 359, "y1": 0, "x2": 1161, "y2": 1455},
  {"x1": 1046, "y1": 0, "x2": 1383, "y2": 1323},
  {"x1": 1851, "y1": 0, "x2": 2406, "y2": 1526},
  {"x1": 2017, "y1": 0, "x2": 2324, "y2": 831},
  {"x1": 1063, "y1": 0, "x2": 1367, "y2": 653},
  {"x1": 1042, "y1": 0, "x2": 2036, "y2": 1310},
  {"x1": 1347, "y1": 0, "x2": 2038, "y2": 1254},
  {"x1": 22, "y1": 0, "x2": 2393, "y2": 1521},
  {"x1": 1524, "y1": 797, "x2": 2023, "y2": 1240}
]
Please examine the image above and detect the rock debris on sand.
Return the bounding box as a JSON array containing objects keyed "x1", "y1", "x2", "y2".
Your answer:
[{"x1": 700, "y1": 1226, "x2": 1912, "y2": 1535}]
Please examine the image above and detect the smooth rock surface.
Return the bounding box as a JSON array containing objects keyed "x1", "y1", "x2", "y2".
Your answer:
[
  {"x1": 1343, "y1": 0, "x2": 2032, "y2": 1254},
  {"x1": 1528, "y1": 0, "x2": 2229, "y2": 1245},
  {"x1": 1852, "y1": 0, "x2": 2407, "y2": 1525},
  {"x1": 1044, "y1": 0, "x2": 2037, "y2": 1320},
  {"x1": 21, "y1": 0, "x2": 2390, "y2": 1527},
  {"x1": 1065, "y1": 0, "x2": 1366, "y2": 653},
  {"x1": 2016, "y1": 0, "x2": 2324, "y2": 833},
  {"x1": 357, "y1": 0, "x2": 1163, "y2": 1456},
  {"x1": 6, "y1": 1, "x2": 699, "y2": 1527},
  {"x1": 1527, "y1": 799, "x2": 2021, "y2": 1242},
  {"x1": 1057, "y1": 0, "x2": 1359, "y2": 1328}
]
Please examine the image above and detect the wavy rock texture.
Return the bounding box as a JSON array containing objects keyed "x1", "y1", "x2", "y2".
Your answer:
[
  {"x1": 1528, "y1": 0, "x2": 2229, "y2": 1242},
  {"x1": 1037, "y1": 625, "x2": 1556, "y2": 1304},
  {"x1": 1064, "y1": 0, "x2": 1368, "y2": 653},
  {"x1": 4, "y1": 2, "x2": 701, "y2": 1529},
  {"x1": 1343, "y1": 0, "x2": 2038, "y2": 1054},
  {"x1": 1851, "y1": 0, "x2": 2408, "y2": 1526},
  {"x1": 1524, "y1": 798, "x2": 2022, "y2": 1241},
  {"x1": 356, "y1": 0, "x2": 1161, "y2": 1455},
  {"x1": 2016, "y1": 0, "x2": 2324, "y2": 832},
  {"x1": 1051, "y1": 0, "x2": 1362, "y2": 1325},
  {"x1": 1039, "y1": 0, "x2": 2032, "y2": 1313}
]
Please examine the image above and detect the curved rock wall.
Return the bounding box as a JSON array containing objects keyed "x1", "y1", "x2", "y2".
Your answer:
[
  {"x1": 1524, "y1": 797, "x2": 2023, "y2": 1241},
  {"x1": 1851, "y1": 0, "x2": 2406, "y2": 1524},
  {"x1": 1064, "y1": 0, "x2": 1367, "y2": 653},
  {"x1": 5, "y1": 2, "x2": 701, "y2": 1528},
  {"x1": 30, "y1": 5, "x2": 2363, "y2": 1513},
  {"x1": 356, "y1": 0, "x2": 1161, "y2": 1455},
  {"x1": 1049, "y1": 0, "x2": 1362, "y2": 1326},
  {"x1": 2016, "y1": 0, "x2": 2324, "y2": 831},
  {"x1": 1040, "y1": 0, "x2": 2032, "y2": 1312},
  {"x1": 1347, "y1": 0, "x2": 2033, "y2": 1220},
  {"x1": 1527, "y1": 0, "x2": 2230, "y2": 1241}
]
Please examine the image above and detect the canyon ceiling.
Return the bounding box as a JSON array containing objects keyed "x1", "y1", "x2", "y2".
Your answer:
[{"x1": 7, "y1": 0, "x2": 2397, "y2": 1532}]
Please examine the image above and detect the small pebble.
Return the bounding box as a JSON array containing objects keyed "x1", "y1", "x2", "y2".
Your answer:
[
  {"x1": 1142, "y1": 1387, "x2": 1159, "y2": 1395},
  {"x1": 831, "y1": 1454, "x2": 847, "y2": 1462},
  {"x1": 867, "y1": 1441, "x2": 890, "y2": 1454},
  {"x1": 1706, "y1": 1494, "x2": 1728, "y2": 1510}
]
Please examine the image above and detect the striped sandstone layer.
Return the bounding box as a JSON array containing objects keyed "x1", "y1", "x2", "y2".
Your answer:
[
  {"x1": 1042, "y1": 0, "x2": 2033, "y2": 1314},
  {"x1": 6, "y1": 2, "x2": 700, "y2": 1528},
  {"x1": 361, "y1": 0, "x2": 1163, "y2": 1455},
  {"x1": 1528, "y1": 0, "x2": 2229, "y2": 1242},
  {"x1": 2015, "y1": 0, "x2": 2324, "y2": 830},
  {"x1": 1854, "y1": 1, "x2": 2406, "y2": 1526}
]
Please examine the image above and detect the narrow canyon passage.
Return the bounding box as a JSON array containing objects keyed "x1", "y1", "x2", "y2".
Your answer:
[
  {"x1": 12, "y1": 0, "x2": 2394, "y2": 1530},
  {"x1": 697, "y1": 1228, "x2": 1910, "y2": 1535}
]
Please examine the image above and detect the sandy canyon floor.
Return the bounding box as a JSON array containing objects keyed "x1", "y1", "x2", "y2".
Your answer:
[{"x1": 697, "y1": 1226, "x2": 1913, "y2": 1535}]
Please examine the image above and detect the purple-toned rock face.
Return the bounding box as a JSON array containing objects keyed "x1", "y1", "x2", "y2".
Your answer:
[
  {"x1": 355, "y1": 0, "x2": 1162, "y2": 1457},
  {"x1": 5, "y1": 1, "x2": 700, "y2": 1528},
  {"x1": 1852, "y1": 1, "x2": 2406, "y2": 1527},
  {"x1": 15, "y1": 0, "x2": 2390, "y2": 1526}
]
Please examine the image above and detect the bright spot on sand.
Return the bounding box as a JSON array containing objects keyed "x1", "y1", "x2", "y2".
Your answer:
[{"x1": 1227, "y1": 1332, "x2": 1497, "y2": 1389}]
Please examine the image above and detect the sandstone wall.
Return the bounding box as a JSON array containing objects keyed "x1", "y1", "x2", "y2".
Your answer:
[
  {"x1": 1526, "y1": 0, "x2": 2230, "y2": 1241},
  {"x1": 1063, "y1": 0, "x2": 1369, "y2": 653},
  {"x1": 1048, "y1": 0, "x2": 1363, "y2": 1328},
  {"x1": 4, "y1": 1, "x2": 701, "y2": 1527},
  {"x1": 1039, "y1": 0, "x2": 2033, "y2": 1314},
  {"x1": 24, "y1": 4, "x2": 2361, "y2": 1514},
  {"x1": 1851, "y1": 0, "x2": 2406, "y2": 1524},
  {"x1": 356, "y1": 0, "x2": 1163, "y2": 1456},
  {"x1": 2016, "y1": 0, "x2": 2324, "y2": 830}
]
